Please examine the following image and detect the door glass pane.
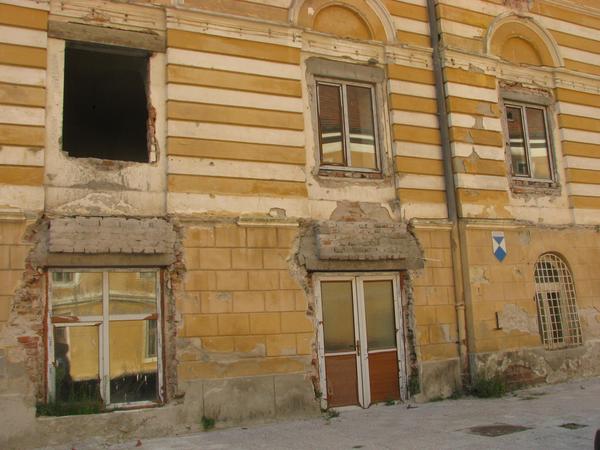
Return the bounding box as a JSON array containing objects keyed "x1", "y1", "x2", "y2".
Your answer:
[
  {"x1": 53, "y1": 325, "x2": 102, "y2": 407},
  {"x1": 109, "y1": 271, "x2": 157, "y2": 315},
  {"x1": 346, "y1": 85, "x2": 377, "y2": 169},
  {"x1": 317, "y1": 83, "x2": 345, "y2": 165},
  {"x1": 506, "y1": 106, "x2": 529, "y2": 176},
  {"x1": 363, "y1": 280, "x2": 396, "y2": 350},
  {"x1": 321, "y1": 281, "x2": 355, "y2": 353},
  {"x1": 51, "y1": 272, "x2": 103, "y2": 316},
  {"x1": 109, "y1": 320, "x2": 158, "y2": 403},
  {"x1": 526, "y1": 107, "x2": 551, "y2": 179}
]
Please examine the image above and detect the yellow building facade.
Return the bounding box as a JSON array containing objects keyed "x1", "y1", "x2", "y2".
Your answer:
[{"x1": 0, "y1": 0, "x2": 599, "y2": 447}]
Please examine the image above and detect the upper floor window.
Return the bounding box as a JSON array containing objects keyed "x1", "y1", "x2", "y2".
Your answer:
[
  {"x1": 306, "y1": 58, "x2": 389, "y2": 179},
  {"x1": 534, "y1": 253, "x2": 582, "y2": 350},
  {"x1": 505, "y1": 103, "x2": 552, "y2": 180},
  {"x1": 62, "y1": 43, "x2": 150, "y2": 162},
  {"x1": 316, "y1": 80, "x2": 379, "y2": 172}
]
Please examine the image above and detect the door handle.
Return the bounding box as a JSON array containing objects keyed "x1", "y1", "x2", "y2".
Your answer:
[{"x1": 356, "y1": 340, "x2": 361, "y2": 356}]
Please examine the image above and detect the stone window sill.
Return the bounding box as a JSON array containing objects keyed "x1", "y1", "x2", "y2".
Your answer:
[
  {"x1": 317, "y1": 168, "x2": 384, "y2": 180},
  {"x1": 510, "y1": 178, "x2": 560, "y2": 196}
]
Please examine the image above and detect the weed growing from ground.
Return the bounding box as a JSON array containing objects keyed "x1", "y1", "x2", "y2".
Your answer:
[
  {"x1": 36, "y1": 399, "x2": 103, "y2": 416},
  {"x1": 201, "y1": 415, "x2": 215, "y2": 431},
  {"x1": 322, "y1": 408, "x2": 340, "y2": 420},
  {"x1": 408, "y1": 377, "x2": 420, "y2": 396},
  {"x1": 469, "y1": 375, "x2": 507, "y2": 398},
  {"x1": 448, "y1": 390, "x2": 464, "y2": 400}
]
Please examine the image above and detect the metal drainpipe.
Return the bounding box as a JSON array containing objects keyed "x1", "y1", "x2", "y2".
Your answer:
[{"x1": 426, "y1": 0, "x2": 471, "y2": 387}]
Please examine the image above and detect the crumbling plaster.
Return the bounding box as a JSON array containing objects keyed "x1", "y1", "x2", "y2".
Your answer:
[
  {"x1": 0, "y1": 215, "x2": 183, "y2": 447},
  {"x1": 473, "y1": 340, "x2": 600, "y2": 386},
  {"x1": 44, "y1": 38, "x2": 167, "y2": 217},
  {"x1": 289, "y1": 202, "x2": 424, "y2": 404}
]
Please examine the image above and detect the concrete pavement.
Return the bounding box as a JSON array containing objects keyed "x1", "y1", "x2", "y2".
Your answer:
[{"x1": 43, "y1": 377, "x2": 600, "y2": 450}]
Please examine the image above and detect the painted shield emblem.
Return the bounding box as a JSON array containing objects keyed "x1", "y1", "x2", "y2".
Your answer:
[{"x1": 492, "y1": 231, "x2": 507, "y2": 262}]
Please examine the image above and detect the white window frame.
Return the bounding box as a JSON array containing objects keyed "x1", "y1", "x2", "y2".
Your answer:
[
  {"x1": 504, "y1": 101, "x2": 555, "y2": 182},
  {"x1": 313, "y1": 272, "x2": 406, "y2": 409},
  {"x1": 47, "y1": 268, "x2": 163, "y2": 409},
  {"x1": 316, "y1": 78, "x2": 381, "y2": 173}
]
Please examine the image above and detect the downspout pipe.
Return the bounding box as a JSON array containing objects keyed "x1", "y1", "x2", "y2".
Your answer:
[{"x1": 426, "y1": 0, "x2": 471, "y2": 388}]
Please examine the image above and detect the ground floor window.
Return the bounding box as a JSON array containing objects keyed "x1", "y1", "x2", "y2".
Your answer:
[
  {"x1": 534, "y1": 254, "x2": 582, "y2": 350},
  {"x1": 48, "y1": 269, "x2": 162, "y2": 410},
  {"x1": 315, "y1": 274, "x2": 406, "y2": 408}
]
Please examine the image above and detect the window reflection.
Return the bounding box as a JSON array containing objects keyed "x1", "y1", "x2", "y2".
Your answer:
[
  {"x1": 363, "y1": 280, "x2": 396, "y2": 350},
  {"x1": 316, "y1": 80, "x2": 378, "y2": 171},
  {"x1": 317, "y1": 83, "x2": 345, "y2": 165},
  {"x1": 51, "y1": 272, "x2": 103, "y2": 317},
  {"x1": 507, "y1": 106, "x2": 528, "y2": 177},
  {"x1": 49, "y1": 270, "x2": 160, "y2": 409},
  {"x1": 505, "y1": 103, "x2": 552, "y2": 180},
  {"x1": 526, "y1": 107, "x2": 551, "y2": 179},
  {"x1": 53, "y1": 326, "x2": 101, "y2": 405},
  {"x1": 321, "y1": 281, "x2": 356, "y2": 353},
  {"x1": 347, "y1": 85, "x2": 376, "y2": 169},
  {"x1": 110, "y1": 320, "x2": 158, "y2": 403},
  {"x1": 109, "y1": 271, "x2": 156, "y2": 315}
]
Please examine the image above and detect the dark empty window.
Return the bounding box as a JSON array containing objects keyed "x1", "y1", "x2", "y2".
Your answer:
[{"x1": 63, "y1": 43, "x2": 149, "y2": 162}]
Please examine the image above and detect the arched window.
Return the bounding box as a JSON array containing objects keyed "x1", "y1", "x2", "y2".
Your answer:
[{"x1": 534, "y1": 253, "x2": 582, "y2": 349}]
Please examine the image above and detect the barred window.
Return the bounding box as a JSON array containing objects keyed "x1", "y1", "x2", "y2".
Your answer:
[{"x1": 534, "y1": 253, "x2": 582, "y2": 349}]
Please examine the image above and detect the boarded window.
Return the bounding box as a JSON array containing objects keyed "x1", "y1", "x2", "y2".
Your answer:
[
  {"x1": 62, "y1": 43, "x2": 149, "y2": 162},
  {"x1": 534, "y1": 253, "x2": 582, "y2": 350}
]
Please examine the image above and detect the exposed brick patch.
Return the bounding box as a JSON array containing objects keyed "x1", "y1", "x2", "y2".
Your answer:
[
  {"x1": 317, "y1": 221, "x2": 420, "y2": 261},
  {"x1": 49, "y1": 217, "x2": 176, "y2": 254},
  {"x1": 0, "y1": 217, "x2": 47, "y2": 401}
]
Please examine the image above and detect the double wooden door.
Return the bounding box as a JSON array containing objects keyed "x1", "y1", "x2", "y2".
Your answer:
[{"x1": 317, "y1": 275, "x2": 405, "y2": 408}]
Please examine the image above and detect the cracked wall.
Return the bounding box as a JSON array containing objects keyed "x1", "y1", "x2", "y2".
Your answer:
[
  {"x1": 466, "y1": 225, "x2": 600, "y2": 385},
  {"x1": 0, "y1": 215, "x2": 184, "y2": 447}
]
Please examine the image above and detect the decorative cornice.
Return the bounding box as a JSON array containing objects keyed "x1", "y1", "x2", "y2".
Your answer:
[{"x1": 442, "y1": 48, "x2": 600, "y2": 93}]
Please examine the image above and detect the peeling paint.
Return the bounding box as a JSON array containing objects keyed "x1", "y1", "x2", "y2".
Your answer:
[
  {"x1": 51, "y1": 193, "x2": 136, "y2": 216},
  {"x1": 579, "y1": 307, "x2": 600, "y2": 336},
  {"x1": 497, "y1": 304, "x2": 539, "y2": 334},
  {"x1": 470, "y1": 266, "x2": 490, "y2": 284}
]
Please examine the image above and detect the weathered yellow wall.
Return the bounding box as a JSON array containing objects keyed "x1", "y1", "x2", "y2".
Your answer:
[
  {"x1": 177, "y1": 223, "x2": 313, "y2": 381},
  {"x1": 411, "y1": 227, "x2": 459, "y2": 362},
  {"x1": 467, "y1": 226, "x2": 600, "y2": 353},
  {"x1": 2, "y1": 0, "x2": 600, "y2": 444}
]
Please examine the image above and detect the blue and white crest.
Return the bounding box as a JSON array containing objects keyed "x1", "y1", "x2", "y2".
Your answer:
[{"x1": 492, "y1": 231, "x2": 507, "y2": 262}]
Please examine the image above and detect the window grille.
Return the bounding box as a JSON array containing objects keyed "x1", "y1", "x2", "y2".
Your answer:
[{"x1": 534, "y1": 253, "x2": 582, "y2": 349}]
